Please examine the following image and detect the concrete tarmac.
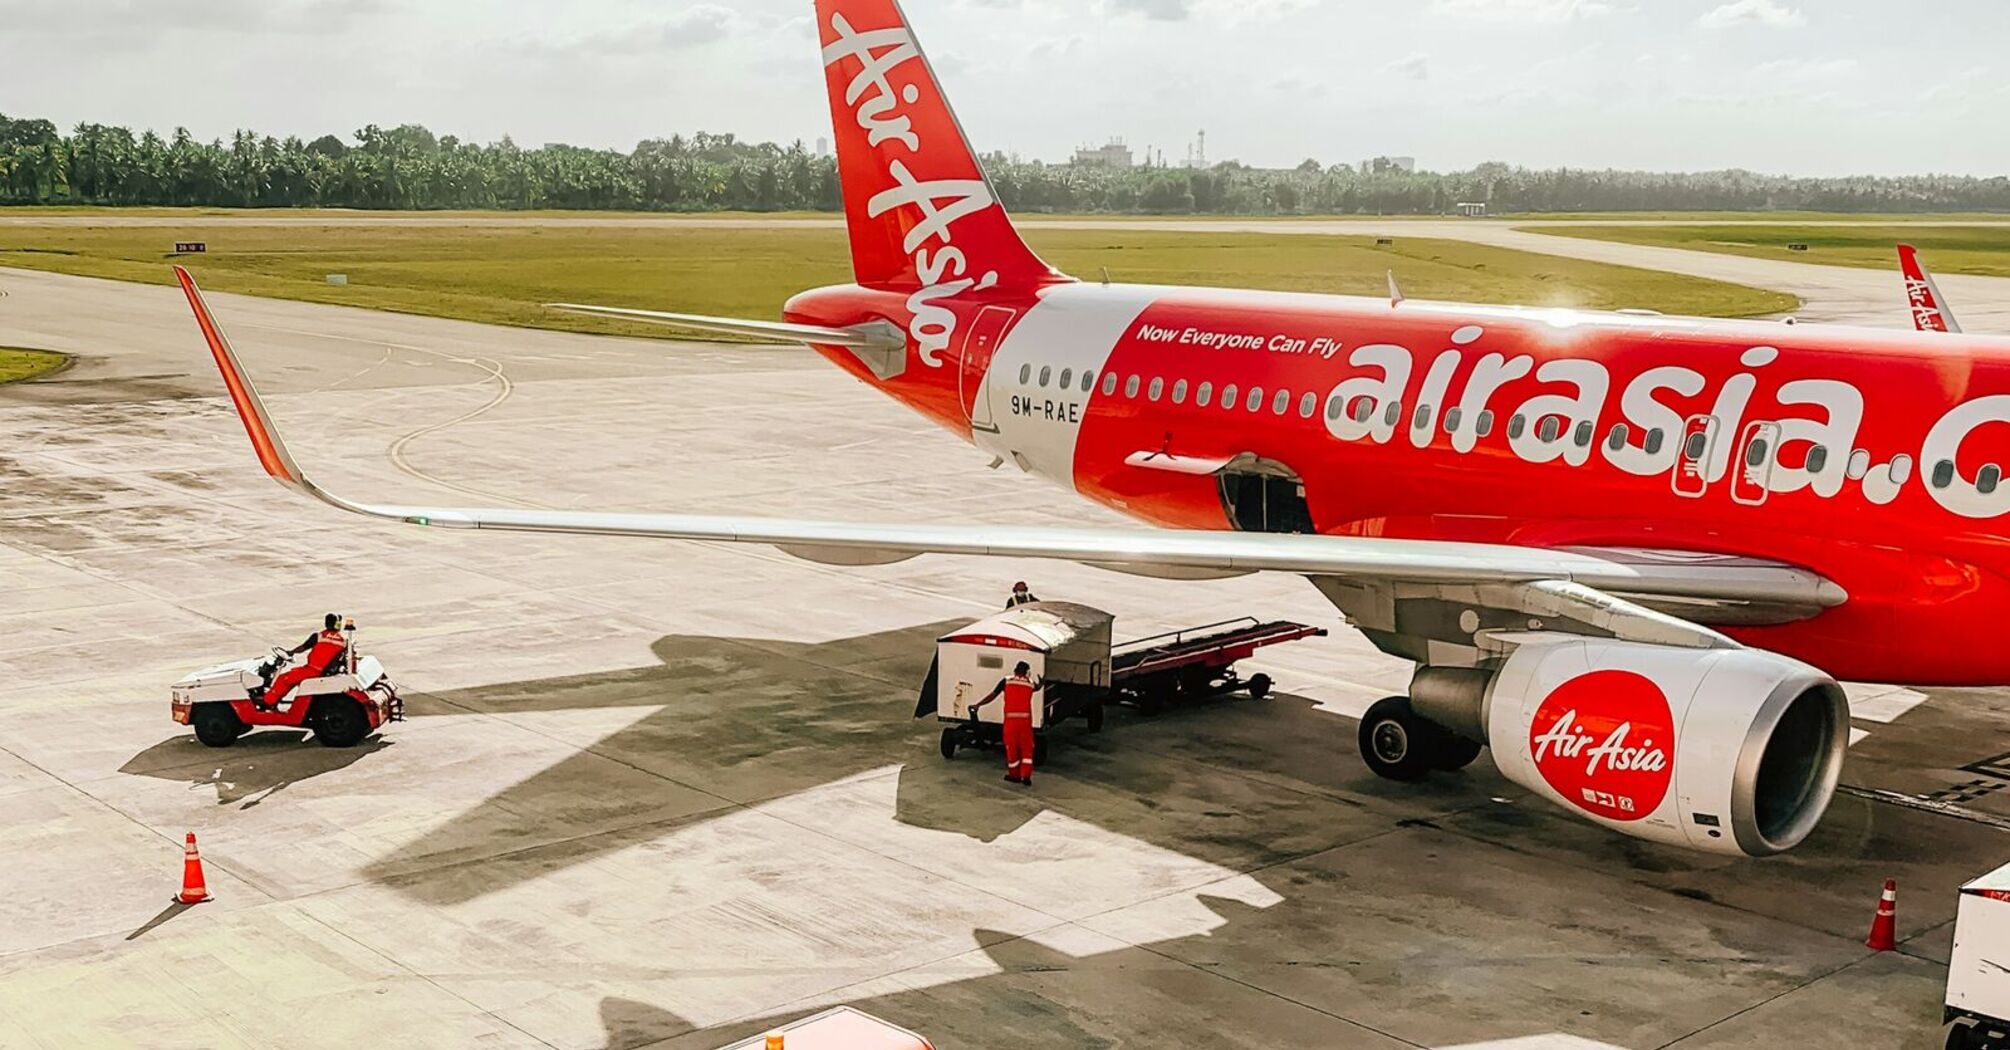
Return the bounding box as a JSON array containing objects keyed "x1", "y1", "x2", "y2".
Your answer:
[{"x1": 0, "y1": 260, "x2": 2005, "y2": 1050}]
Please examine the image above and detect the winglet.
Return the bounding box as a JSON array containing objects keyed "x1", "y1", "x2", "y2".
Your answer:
[
  {"x1": 174, "y1": 266, "x2": 309, "y2": 491},
  {"x1": 1387, "y1": 270, "x2": 1404, "y2": 307},
  {"x1": 1897, "y1": 244, "x2": 1962, "y2": 334}
]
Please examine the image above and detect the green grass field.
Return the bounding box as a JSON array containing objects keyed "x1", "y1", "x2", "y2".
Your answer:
[
  {"x1": 1539, "y1": 223, "x2": 2010, "y2": 278},
  {"x1": 0, "y1": 348, "x2": 70, "y2": 384},
  {"x1": 0, "y1": 221, "x2": 1795, "y2": 340}
]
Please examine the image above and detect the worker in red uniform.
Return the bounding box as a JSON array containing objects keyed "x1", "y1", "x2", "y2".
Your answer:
[
  {"x1": 970, "y1": 660, "x2": 1042, "y2": 785},
  {"x1": 255, "y1": 613, "x2": 349, "y2": 711}
]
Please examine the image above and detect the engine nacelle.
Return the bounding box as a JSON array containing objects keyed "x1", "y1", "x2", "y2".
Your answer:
[{"x1": 1483, "y1": 636, "x2": 1849, "y2": 857}]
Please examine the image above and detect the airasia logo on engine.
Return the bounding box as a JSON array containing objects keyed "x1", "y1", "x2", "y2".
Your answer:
[{"x1": 1528, "y1": 670, "x2": 1674, "y2": 823}]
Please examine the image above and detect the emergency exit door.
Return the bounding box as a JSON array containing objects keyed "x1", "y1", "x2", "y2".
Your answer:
[
  {"x1": 959, "y1": 305, "x2": 1017, "y2": 433},
  {"x1": 1671, "y1": 414, "x2": 1720, "y2": 498},
  {"x1": 1730, "y1": 421, "x2": 1781, "y2": 506}
]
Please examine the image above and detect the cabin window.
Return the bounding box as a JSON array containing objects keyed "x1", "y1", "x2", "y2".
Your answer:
[
  {"x1": 1536, "y1": 416, "x2": 1561, "y2": 443},
  {"x1": 1246, "y1": 386, "x2": 1264, "y2": 412},
  {"x1": 1746, "y1": 437, "x2": 1771, "y2": 467},
  {"x1": 1082, "y1": 370, "x2": 1096, "y2": 393},
  {"x1": 1606, "y1": 423, "x2": 1629, "y2": 451},
  {"x1": 1351, "y1": 398, "x2": 1374, "y2": 424},
  {"x1": 1645, "y1": 428, "x2": 1665, "y2": 456},
  {"x1": 1382, "y1": 402, "x2": 1400, "y2": 427},
  {"x1": 1983, "y1": 465, "x2": 2003, "y2": 495},
  {"x1": 1573, "y1": 421, "x2": 1593, "y2": 448},
  {"x1": 1059, "y1": 368, "x2": 1073, "y2": 389},
  {"x1": 1413, "y1": 405, "x2": 1433, "y2": 432},
  {"x1": 1019, "y1": 364, "x2": 1032, "y2": 385},
  {"x1": 1148, "y1": 377, "x2": 1165, "y2": 401},
  {"x1": 1932, "y1": 460, "x2": 1955, "y2": 489},
  {"x1": 1683, "y1": 431, "x2": 1708, "y2": 461},
  {"x1": 1891, "y1": 455, "x2": 1915, "y2": 484},
  {"x1": 1124, "y1": 374, "x2": 1141, "y2": 398},
  {"x1": 1197, "y1": 381, "x2": 1214, "y2": 407},
  {"x1": 1508, "y1": 415, "x2": 1527, "y2": 440},
  {"x1": 1221, "y1": 383, "x2": 1239, "y2": 410},
  {"x1": 1476, "y1": 410, "x2": 1495, "y2": 437},
  {"x1": 1805, "y1": 446, "x2": 1830, "y2": 475},
  {"x1": 1272, "y1": 389, "x2": 1291, "y2": 415},
  {"x1": 1847, "y1": 449, "x2": 1870, "y2": 480},
  {"x1": 1443, "y1": 407, "x2": 1463, "y2": 433},
  {"x1": 1038, "y1": 366, "x2": 1052, "y2": 388},
  {"x1": 1172, "y1": 379, "x2": 1189, "y2": 404},
  {"x1": 1101, "y1": 372, "x2": 1117, "y2": 396},
  {"x1": 1299, "y1": 392, "x2": 1318, "y2": 419}
]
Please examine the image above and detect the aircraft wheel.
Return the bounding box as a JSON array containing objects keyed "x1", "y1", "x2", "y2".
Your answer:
[
  {"x1": 1246, "y1": 673, "x2": 1273, "y2": 700},
  {"x1": 1358, "y1": 696, "x2": 1436, "y2": 782},
  {"x1": 1432, "y1": 733, "x2": 1485, "y2": 772},
  {"x1": 191, "y1": 704, "x2": 244, "y2": 748}
]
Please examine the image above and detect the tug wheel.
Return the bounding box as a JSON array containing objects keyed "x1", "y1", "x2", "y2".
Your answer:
[
  {"x1": 310, "y1": 697, "x2": 370, "y2": 749},
  {"x1": 939, "y1": 728, "x2": 958, "y2": 760},
  {"x1": 191, "y1": 704, "x2": 244, "y2": 748}
]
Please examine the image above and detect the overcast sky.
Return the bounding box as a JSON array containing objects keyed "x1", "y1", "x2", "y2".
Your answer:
[{"x1": 3, "y1": 0, "x2": 2006, "y2": 175}]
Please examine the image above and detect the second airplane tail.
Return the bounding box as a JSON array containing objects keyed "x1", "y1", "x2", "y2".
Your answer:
[{"x1": 815, "y1": 0, "x2": 1065, "y2": 292}]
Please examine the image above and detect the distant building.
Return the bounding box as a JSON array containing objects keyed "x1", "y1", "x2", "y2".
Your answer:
[
  {"x1": 1455, "y1": 201, "x2": 1487, "y2": 217},
  {"x1": 1073, "y1": 138, "x2": 1135, "y2": 169},
  {"x1": 815, "y1": 137, "x2": 831, "y2": 158}
]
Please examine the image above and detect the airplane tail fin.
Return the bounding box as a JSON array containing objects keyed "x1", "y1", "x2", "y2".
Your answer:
[
  {"x1": 1898, "y1": 243, "x2": 1962, "y2": 334},
  {"x1": 816, "y1": 0, "x2": 1065, "y2": 291}
]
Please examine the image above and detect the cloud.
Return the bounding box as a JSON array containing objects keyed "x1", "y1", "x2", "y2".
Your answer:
[
  {"x1": 1429, "y1": 0, "x2": 1620, "y2": 22},
  {"x1": 1697, "y1": 0, "x2": 1805, "y2": 29},
  {"x1": 1384, "y1": 53, "x2": 1431, "y2": 81},
  {"x1": 1102, "y1": 0, "x2": 1192, "y2": 20},
  {"x1": 541, "y1": 5, "x2": 746, "y2": 57}
]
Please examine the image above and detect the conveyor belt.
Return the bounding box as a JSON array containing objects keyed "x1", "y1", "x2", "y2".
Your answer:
[{"x1": 1111, "y1": 618, "x2": 1327, "y2": 681}]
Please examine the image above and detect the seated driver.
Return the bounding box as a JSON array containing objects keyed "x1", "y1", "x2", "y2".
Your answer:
[{"x1": 255, "y1": 613, "x2": 349, "y2": 711}]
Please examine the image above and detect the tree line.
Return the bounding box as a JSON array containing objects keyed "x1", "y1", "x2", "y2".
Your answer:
[{"x1": 4, "y1": 114, "x2": 2007, "y2": 215}]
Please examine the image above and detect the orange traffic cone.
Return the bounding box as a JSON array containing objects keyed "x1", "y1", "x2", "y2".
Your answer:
[
  {"x1": 176, "y1": 832, "x2": 212, "y2": 905},
  {"x1": 1865, "y1": 878, "x2": 1897, "y2": 951}
]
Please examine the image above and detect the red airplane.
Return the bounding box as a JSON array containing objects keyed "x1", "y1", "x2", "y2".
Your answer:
[{"x1": 178, "y1": 0, "x2": 2010, "y2": 859}]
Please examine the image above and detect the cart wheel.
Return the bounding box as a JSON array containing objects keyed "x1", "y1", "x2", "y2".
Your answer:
[
  {"x1": 1034, "y1": 736, "x2": 1049, "y2": 768},
  {"x1": 939, "y1": 728, "x2": 958, "y2": 760},
  {"x1": 1358, "y1": 696, "x2": 1434, "y2": 782},
  {"x1": 191, "y1": 704, "x2": 244, "y2": 748},
  {"x1": 1944, "y1": 1019, "x2": 1980, "y2": 1050},
  {"x1": 1086, "y1": 701, "x2": 1105, "y2": 733},
  {"x1": 310, "y1": 697, "x2": 370, "y2": 748},
  {"x1": 1246, "y1": 673, "x2": 1273, "y2": 700}
]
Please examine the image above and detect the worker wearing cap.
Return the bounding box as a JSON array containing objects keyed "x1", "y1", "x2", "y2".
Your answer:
[
  {"x1": 1004, "y1": 581, "x2": 1040, "y2": 609},
  {"x1": 970, "y1": 660, "x2": 1042, "y2": 785},
  {"x1": 257, "y1": 613, "x2": 349, "y2": 711}
]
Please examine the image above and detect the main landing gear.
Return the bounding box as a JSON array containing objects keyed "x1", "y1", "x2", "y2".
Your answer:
[{"x1": 1357, "y1": 696, "x2": 1485, "y2": 782}]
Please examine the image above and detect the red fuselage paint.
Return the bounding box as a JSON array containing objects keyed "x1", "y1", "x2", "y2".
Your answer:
[{"x1": 788, "y1": 280, "x2": 2010, "y2": 686}]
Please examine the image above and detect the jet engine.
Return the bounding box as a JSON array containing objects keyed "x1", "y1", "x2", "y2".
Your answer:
[{"x1": 1409, "y1": 636, "x2": 1850, "y2": 857}]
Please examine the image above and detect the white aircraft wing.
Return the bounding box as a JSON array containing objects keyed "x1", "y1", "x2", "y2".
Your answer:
[{"x1": 176, "y1": 267, "x2": 1844, "y2": 644}]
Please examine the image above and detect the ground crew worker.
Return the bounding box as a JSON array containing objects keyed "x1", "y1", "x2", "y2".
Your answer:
[
  {"x1": 970, "y1": 660, "x2": 1042, "y2": 785},
  {"x1": 256, "y1": 613, "x2": 349, "y2": 711},
  {"x1": 1005, "y1": 581, "x2": 1040, "y2": 608}
]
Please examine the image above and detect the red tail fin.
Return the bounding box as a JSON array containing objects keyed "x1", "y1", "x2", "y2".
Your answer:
[
  {"x1": 817, "y1": 0, "x2": 1063, "y2": 291},
  {"x1": 1898, "y1": 243, "x2": 1962, "y2": 334}
]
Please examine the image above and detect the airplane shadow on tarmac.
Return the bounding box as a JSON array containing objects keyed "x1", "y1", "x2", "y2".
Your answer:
[
  {"x1": 310, "y1": 620, "x2": 1990, "y2": 1050},
  {"x1": 120, "y1": 731, "x2": 391, "y2": 809}
]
